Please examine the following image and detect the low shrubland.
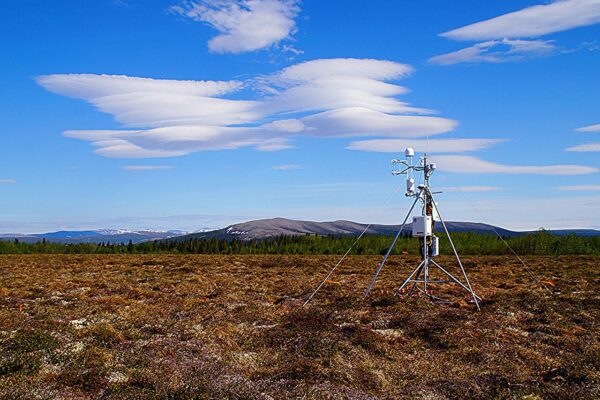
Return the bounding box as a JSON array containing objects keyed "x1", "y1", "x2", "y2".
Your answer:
[{"x1": 0, "y1": 254, "x2": 598, "y2": 398}]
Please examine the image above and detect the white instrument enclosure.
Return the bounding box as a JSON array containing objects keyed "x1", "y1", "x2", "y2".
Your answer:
[{"x1": 412, "y1": 216, "x2": 432, "y2": 237}]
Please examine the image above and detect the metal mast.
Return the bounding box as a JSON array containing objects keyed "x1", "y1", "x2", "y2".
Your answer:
[{"x1": 364, "y1": 148, "x2": 481, "y2": 310}]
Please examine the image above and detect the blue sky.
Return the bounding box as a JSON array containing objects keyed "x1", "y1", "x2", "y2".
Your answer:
[{"x1": 1, "y1": 0, "x2": 599, "y2": 233}]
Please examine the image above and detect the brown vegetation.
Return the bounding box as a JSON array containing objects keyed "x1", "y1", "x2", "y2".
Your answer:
[{"x1": 0, "y1": 254, "x2": 598, "y2": 399}]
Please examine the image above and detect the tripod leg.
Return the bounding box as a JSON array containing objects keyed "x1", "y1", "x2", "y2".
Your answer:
[
  {"x1": 424, "y1": 259, "x2": 429, "y2": 294},
  {"x1": 395, "y1": 260, "x2": 425, "y2": 295},
  {"x1": 430, "y1": 259, "x2": 482, "y2": 301},
  {"x1": 407, "y1": 263, "x2": 425, "y2": 296},
  {"x1": 364, "y1": 194, "x2": 420, "y2": 297},
  {"x1": 429, "y1": 190, "x2": 480, "y2": 310}
]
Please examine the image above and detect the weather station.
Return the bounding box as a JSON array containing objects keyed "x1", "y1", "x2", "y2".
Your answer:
[{"x1": 364, "y1": 148, "x2": 481, "y2": 310}]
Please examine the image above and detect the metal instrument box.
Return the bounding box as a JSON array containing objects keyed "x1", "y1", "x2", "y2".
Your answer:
[
  {"x1": 431, "y1": 236, "x2": 439, "y2": 257},
  {"x1": 412, "y1": 216, "x2": 432, "y2": 237}
]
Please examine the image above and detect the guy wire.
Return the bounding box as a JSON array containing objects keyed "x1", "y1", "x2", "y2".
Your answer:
[
  {"x1": 445, "y1": 176, "x2": 552, "y2": 293},
  {"x1": 303, "y1": 182, "x2": 404, "y2": 306}
]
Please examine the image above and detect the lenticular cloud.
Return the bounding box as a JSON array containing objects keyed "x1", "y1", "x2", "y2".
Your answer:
[{"x1": 37, "y1": 58, "x2": 458, "y2": 158}]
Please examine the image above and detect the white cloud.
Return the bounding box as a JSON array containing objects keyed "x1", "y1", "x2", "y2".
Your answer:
[
  {"x1": 441, "y1": 0, "x2": 600, "y2": 41},
  {"x1": 433, "y1": 1, "x2": 600, "y2": 66},
  {"x1": 37, "y1": 58, "x2": 459, "y2": 158},
  {"x1": 430, "y1": 155, "x2": 597, "y2": 175},
  {"x1": 429, "y1": 39, "x2": 559, "y2": 65},
  {"x1": 254, "y1": 137, "x2": 295, "y2": 151},
  {"x1": 0, "y1": 179, "x2": 16, "y2": 184},
  {"x1": 38, "y1": 73, "x2": 240, "y2": 98},
  {"x1": 37, "y1": 59, "x2": 599, "y2": 175},
  {"x1": 38, "y1": 74, "x2": 256, "y2": 128},
  {"x1": 270, "y1": 164, "x2": 300, "y2": 170},
  {"x1": 566, "y1": 124, "x2": 600, "y2": 152},
  {"x1": 566, "y1": 142, "x2": 600, "y2": 152},
  {"x1": 575, "y1": 123, "x2": 600, "y2": 132},
  {"x1": 270, "y1": 58, "x2": 413, "y2": 82},
  {"x1": 300, "y1": 108, "x2": 455, "y2": 138},
  {"x1": 259, "y1": 59, "x2": 424, "y2": 115},
  {"x1": 123, "y1": 165, "x2": 173, "y2": 171},
  {"x1": 555, "y1": 185, "x2": 600, "y2": 191},
  {"x1": 172, "y1": 0, "x2": 300, "y2": 53},
  {"x1": 347, "y1": 138, "x2": 503, "y2": 153},
  {"x1": 261, "y1": 119, "x2": 305, "y2": 132}
]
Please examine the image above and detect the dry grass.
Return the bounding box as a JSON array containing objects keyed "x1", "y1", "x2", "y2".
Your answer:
[{"x1": 0, "y1": 254, "x2": 598, "y2": 399}]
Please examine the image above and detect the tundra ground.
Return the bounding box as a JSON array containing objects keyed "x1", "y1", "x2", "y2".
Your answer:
[{"x1": 0, "y1": 254, "x2": 598, "y2": 399}]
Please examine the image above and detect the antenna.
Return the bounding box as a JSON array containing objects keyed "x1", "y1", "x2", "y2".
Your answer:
[{"x1": 365, "y1": 148, "x2": 481, "y2": 310}]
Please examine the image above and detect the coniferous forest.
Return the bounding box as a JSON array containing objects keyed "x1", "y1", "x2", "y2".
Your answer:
[{"x1": 1, "y1": 231, "x2": 599, "y2": 255}]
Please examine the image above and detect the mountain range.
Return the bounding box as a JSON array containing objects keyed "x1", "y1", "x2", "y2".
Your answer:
[
  {"x1": 2, "y1": 218, "x2": 599, "y2": 244},
  {"x1": 0, "y1": 229, "x2": 190, "y2": 244}
]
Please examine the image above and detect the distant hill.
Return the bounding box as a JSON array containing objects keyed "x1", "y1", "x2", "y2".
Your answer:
[
  {"x1": 539, "y1": 229, "x2": 600, "y2": 237},
  {"x1": 169, "y1": 217, "x2": 598, "y2": 242},
  {"x1": 2, "y1": 218, "x2": 598, "y2": 244},
  {"x1": 0, "y1": 230, "x2": 190, "y2": 244}
]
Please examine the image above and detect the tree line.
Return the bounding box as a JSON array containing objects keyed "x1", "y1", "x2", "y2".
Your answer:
[{"x1": 1, "y1": 231, "x2": 599, "y2": 255}]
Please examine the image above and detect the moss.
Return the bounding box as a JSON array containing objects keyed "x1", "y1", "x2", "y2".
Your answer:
[
  {"x1": 0, "y1": 351, "x2": 43, "y2": 376},
  {"x1": 11, "y1": 328, "x2": 58, "y2": 353},
  {"x1": 0, "y1": 328, "x2": 58, "y2": 376},
  {"x1": 82, "y1": 322, "x2": 124, "y2": 347}
]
